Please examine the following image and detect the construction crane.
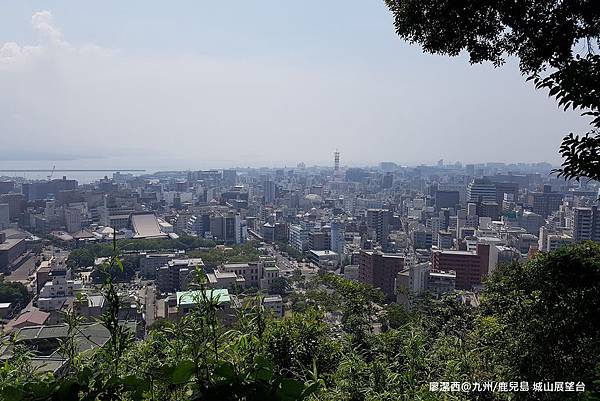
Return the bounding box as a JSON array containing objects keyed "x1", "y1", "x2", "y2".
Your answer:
[{"x1": 47, "y1": 165, "x2": 55, "y2": 180}]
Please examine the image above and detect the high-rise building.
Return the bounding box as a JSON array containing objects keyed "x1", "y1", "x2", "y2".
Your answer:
[
  {"x1": 437, "y1": 230, "x2": 453, "y2": 249},
  {"x1": 22, "y1": 177, "x2": 78, "y2": 201},
  {"x1": 0, "y1": 181, "x2": 15, "y2": 195},
  {"x1": 330, "y1": 221, "x2": 345, "y2": 256},
  {"x1": 0, "y1": 204, "x2": 9, "y2": 229},
  {"x1": 264, "y1": 179, "x2": 276, "y2": 205},
  {"x1": 382, "y1": 173, "x2": 393, "y2": 189},
  {"x1": 465, "y1": 164, "x2": 475, "y2": 176},
  {"x1": 573, "y1": 206, "x2": 600, "y2": 243},
  {"x1": 288, "y1": 223, "x2": 310, "y2": 252},
  {"x1": 222, "y1": 169, "x2": 237, "y2": 187},
  {"x1": 518, "y1": 211, "x2": 545, "y2": 235},
  {"x1": 412, "y1": 229, "x2": 433, "y2": 249},
  {"x1": 366, "y1": 209, "x2": 392, "y2": 246},
  {"x1": 345, "y1": 168, "x2": 368, "y2": 183},
  {"x1": 478, "y1": 201, "x2": 500, "y2": 220},
  {"x1": 358, "y1": 250, "x2": 404, "y2": 299},
  {"x1": 208, "y1": 213, "x2": 243, "y2": 244},
  {"x1": 492, "y1": 181, "x2": 519, "y2": 204},
  {"x1": 530, "y1": 185, "x2": 563, "y2": 218},
  {"x1": 157, "y1": 259, "x2": 204, "y2": 293},
  {"x1": 0, "y1": 193, "x2": 25, "y2": 222},
  {"x1": 467, "y1": 203, "x2": 477, "y2": 216},
  {"x1": 435, "y1": 190, "x2": 460, "y2": 211},
  {"x1": 467, "y1": 178, "x2": 497, "y2": 203},
  {"x1": 431, "y1": 244, "x2": 491, "y2": 290},
  {"x1": 308, "y1": 231, "x2": 331, "y2": 251},
  {"x1": 426, "y1": 217, "x2": 441, "y2": 243},
  {"x1": 0, "y1": 232, "x2": 27, "y2": 273},
  {"x1": 396, "y1": 262, "x2": 430, "y2": 305},
  {"x1": 64, "y1": 206, "x2": 84, "y2": 233}
]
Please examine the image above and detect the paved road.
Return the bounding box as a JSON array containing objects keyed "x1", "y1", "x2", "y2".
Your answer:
[
  {"x1": 6, "y1": 253, "x2": 36, "y2": 282},
  {"x1": 144, "y1": 284, "x2": 156, "y2": 328},
  {"x1": 264, "y1": 244, "x2": 297, "y2": 274}
]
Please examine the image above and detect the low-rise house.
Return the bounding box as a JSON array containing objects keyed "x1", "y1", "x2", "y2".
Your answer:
[
  {"x1": 37, "y1": 274, "x2": 83, "y2": 312},
  {"x1": 307, "y1": 250, "x2": 339, "y2": 269},
  {"x1": 262, "y1": 295, "x2": 283, "y2": 317},
  {"x1": 0, "y1": 322, "x2": 137, "y2": 375},
  {"x1": 165, "y1": 289, "x2": 238, "y2": 325},
  {"x1": 3, "y1": 309, "x2": 50, "y2": 333}
]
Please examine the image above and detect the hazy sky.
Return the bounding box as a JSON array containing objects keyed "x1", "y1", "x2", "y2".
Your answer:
[{"x1": 0, "y1": 1, "x2": 591, "y2": 171}]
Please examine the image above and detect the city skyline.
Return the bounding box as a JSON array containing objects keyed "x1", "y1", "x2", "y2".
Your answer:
[{"x1": 0, "y1": 158, "x2": 559, "y2": 185}]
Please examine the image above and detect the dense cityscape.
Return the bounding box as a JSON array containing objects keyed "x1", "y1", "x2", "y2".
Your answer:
[
  {"x1": 2, "y1": 1, "x2": 600, "y2": 399},
  {"x1": 1, "y1": 156, "x2": 599, "y2": 379}
]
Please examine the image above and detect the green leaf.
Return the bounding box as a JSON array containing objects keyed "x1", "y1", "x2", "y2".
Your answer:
[
  {"x1": 170, "y1": 360, "x2": 196, "y2": 385},
  {"x1": 122, "y1": 375, "x2": 150, "y2": 391},
  {"x1": 29, "y1": 381, "x2": 55, "y2": 399},
  {"x1": 57, "y1": 379, "x2": 80, "y2": 401},
  {"x1": 300, "y1": 381, "x2": 321, "y2": 400},
  {"x1": 213, "y1": 361, "x2": 237, "y2": 381},
  {"x1": 276, "y1": 378, "x2": 305, "y2": 401},
  {"x1": 254, "y1": 366, "x2": 273, "y2": 382},
  {"x1": 1, "y1": 386, "x2": 24, "y2": 401},
  {"x1": 115, "y1": 257, "x2": 124, "y2": 272}
]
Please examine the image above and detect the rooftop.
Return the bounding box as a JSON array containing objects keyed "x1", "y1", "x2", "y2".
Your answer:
[
  {"x1": 0, "y1": 237, "x2": 25, "y2": 251},
  {"x1": 224, "y1": 263, "x2": 251, "y2": 268},
  {"x1": 309, "y1": 250, "x2": 338, "y2": 257},
  {"x1": 130, "y1": 213, "x2": 168, "y2": 239},
  {"x1": 435, "y1": 250, "x2": 476, "y2": 256},
  {"x1": 176, "y1": 289, "x2": 231, "y2": 306},
  {"x1": 214, "y1": 271, "x2": 237, "y2": 279},
  {"x1": 263, "y1": 295, "x2": 283, "y2": 303},
  {"x1": 87, "y1": 295, "x2": 106, "y2": 308},
  {"x1": 4, "y1": 310, "x2": 50, "y2": 332}
]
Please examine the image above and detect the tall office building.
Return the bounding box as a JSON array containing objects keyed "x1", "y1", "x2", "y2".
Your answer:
[
  {"x1": 0, "y1": 181, "x2": 15, "y2": 195},
  {"x1": 308, "y1": 231, "x2": 331, "y2": 251},
  {"x1": 222, "y1": 169, "x2": 237, "y2": 187},
  {"x1": 437, "y1": 231, "x2": 453, "y2": 249},
  {"x1": 358, "y1": 250, "x2": 404, "y2": 299},
  {"x1": 467, "y1": 178, "x2": 497, "y2": 203},
  {"x1": 493, "y1": 181, "x2": 519, "y2": 204},
  {"x1": 0, "y1": 204, "x2": 9, "y2": 229},
  {"x1": 288, "y1": 223, "x2": 312, "y2": 252},
  {"x1": 431, "y1": 244, "x2": 491, "y2": 290},
  {"x1": 330, "y1": 221, "x2": 345, "y2": 256},
  {"x1": 478, "y1": 202, "x2": 500, "y2": 220},
  {"x1": 22, "y1": 177, "x2": 78, "y2": 201},
  {"x1": 366, "y1": 208, "x2": 392, "y2": 246},
  {"x1": 263, "y1": 179, "x2": 276, "y2": 205},
  {"x1": 573, "y1": 206, "x2": 600, "y2": 243},
  {"x1": 382, "y1": 173, "x2": 393, "y2": 189},
  {"x1": 64, "y1": 206, "x2": 84, "y2": 233},
  {"x1": 435, "y1": 190, "x2": 460, "y2": 211},
  {"x1": 0, "y1": 193, "x2": 25, "y2": 222},
  {"x1": 465, "y1": 164, "x2": 475, "y2": 176},
  {"x1": 530, "y1": 185, "x2": 563, "y2": 218},
  {"x1": 426, "y1": 217, "x2": 441, "y2": 243}
]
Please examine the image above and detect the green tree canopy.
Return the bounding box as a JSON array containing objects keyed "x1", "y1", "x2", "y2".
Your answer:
[
  {"x1": 268, "y1": 277, "x2": 291, "y2": 296},
  {"x1": 0, "y1": 280, "x2": 31, "y2": 308},
  {"x1": 476, "y1": 241, "x2": 600, "y2": 393},
  {"x1": 386, "y1": 0, "x2": 600, "y2": 181}
]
